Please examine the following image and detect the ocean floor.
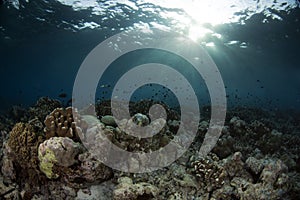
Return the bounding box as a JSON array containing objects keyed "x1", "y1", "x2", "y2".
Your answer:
[{"x1": 0, "y1": 97, "x2": 299, "y2": 200}]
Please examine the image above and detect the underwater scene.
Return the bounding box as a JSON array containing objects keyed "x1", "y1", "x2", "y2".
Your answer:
[{"x1": 0, "y1": 0, "x2": 300, "y2": 199}]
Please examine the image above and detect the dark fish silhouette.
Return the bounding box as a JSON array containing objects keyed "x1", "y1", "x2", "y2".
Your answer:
[{"x1": 58, "y1": 93, "x2": 67, "y2": 98}]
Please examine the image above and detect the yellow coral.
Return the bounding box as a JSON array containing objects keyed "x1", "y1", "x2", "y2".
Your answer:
[{"x1": 38, "y1": 148, "x2": 58, "y2": 179}]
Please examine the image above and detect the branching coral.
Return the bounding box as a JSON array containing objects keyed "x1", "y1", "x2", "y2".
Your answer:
[
  {"x1": 43, "y1": 107, "x2": 83, "y2": 142},
  {"x1": 191, "y1": 154, "x2": 227, "y2": 191}
]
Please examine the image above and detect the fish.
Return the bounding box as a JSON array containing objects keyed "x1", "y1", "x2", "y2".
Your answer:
[
  {"x1": 100, "y1": 84, "x2": 111, "y2": 88},
  {"x1": 58, "y1": 93, "x2": 67, "y2": 98}
]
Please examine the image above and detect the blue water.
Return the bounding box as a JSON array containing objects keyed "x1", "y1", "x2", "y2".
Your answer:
[{"x1": 0, "y1": 0, "x2": 300, "y2": 112}]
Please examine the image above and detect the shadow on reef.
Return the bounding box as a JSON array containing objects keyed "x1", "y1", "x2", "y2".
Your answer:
[{"x1": 0, "y1": 97, "x2": 299, "y2": 199}]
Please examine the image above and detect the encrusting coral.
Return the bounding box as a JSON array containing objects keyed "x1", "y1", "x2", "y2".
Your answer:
[{"x1": 38, "y1": 137, "x2": 83, "y2": 179}]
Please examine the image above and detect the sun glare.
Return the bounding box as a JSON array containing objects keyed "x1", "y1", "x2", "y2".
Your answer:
[
  {"x1": 148, "y1": 0, "x2": 248, "y2": 41},
  {"x1": 187, "y1": 25, "x2": 212, "y2": 41},
  {"x1": 182, "y1": 0, "x2": 245, "y2": 41}
]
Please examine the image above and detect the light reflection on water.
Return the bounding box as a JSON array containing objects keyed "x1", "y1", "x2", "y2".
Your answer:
[
  {"x1": 55, "y1": 0, "x2": 299, "y2": 43},
  {"x1": 2, "y1": 0, "x2": 299, "y2": 45}
]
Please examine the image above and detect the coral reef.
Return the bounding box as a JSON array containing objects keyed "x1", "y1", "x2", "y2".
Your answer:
[
  {"x1": 211, "y1": 126, "x2": 234, "y2": 159},
  {"x1": 84, "y1": 113, "x2": 170, "y2": 153},
  {"x1": 1, "y1": 143, "x2": 16, "y2": 182},
  {"x1": 75, "y1": 152, "x2": 113, "y2": 183},
  {"x1": 4, "y1": 122, "x2": 43, "y2": 181},
  {"x1": 43, "y1": 107, "x2": 82, "y2": 142},
  {"x1": 191, "y1": 153, "x2": 227, "y2": 191},
  {"x1": 113, "y1": 177, "x2": 159, "y2": 200},
  {"x1": 29, "y1": 97, "x2": 62, "y2": 121},
  {"x1": 0, "y1": 98, "x2": 300, "y2": 199},
  {"x1": 189, "y1": 152, "x2": 291, "y2": 199},
  {"x1": 229, "y1": 116, "x2": 247, "y2": 135},
  {"x1": 8, "y1": 105, "x2": 28, "y2": 123},
  {"x1": 101, "y1": 115, "x2": 117, "y2": 127},
  {"x1": 0, "y1": 176, "x2": 18, "y2": 199},
  {"x1": 38, "y1": 137, "x2": 83, "y2": 179},
  {"x1": 245, "y1": 156, "x2": 264, "y2": 175},
  {"x1": 37, "y1": 135, "x2": 113, "y2": 183},
  {"x1": 75, "y1": 181, "x2": 114, "y2": 200},
  {"x1": 96, "y1": 99, "x2": 179, "y2": 121},
  {"x1": 132, "y1": 113, "x2": 150, "y2": 126}
]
